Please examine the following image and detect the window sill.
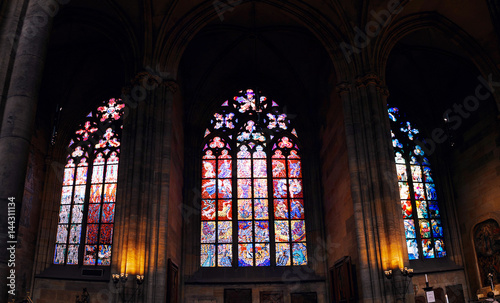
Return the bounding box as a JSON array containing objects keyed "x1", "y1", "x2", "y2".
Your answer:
[{"x1": 35, "y1": 264, "x2": 111, "y2": 282}]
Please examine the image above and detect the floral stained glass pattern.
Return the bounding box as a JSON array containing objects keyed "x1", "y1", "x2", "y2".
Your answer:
[
  {"x1": 389, "y1": 107, "x2": 446, "y2": 261},
  {"x1": 200, "y1": 89, "x2": 306, "y2": 267},
  {"x1": 54, "y1": 98, "x2": 123, "y2": 266}
]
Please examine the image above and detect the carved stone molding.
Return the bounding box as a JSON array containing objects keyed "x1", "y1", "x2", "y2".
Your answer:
[{"x1": 335, "y1": 81, "x2": 351, "y2": 95}]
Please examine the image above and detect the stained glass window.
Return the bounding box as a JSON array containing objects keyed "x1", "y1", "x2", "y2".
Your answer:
[
  {"x1": 54, "y1": 98, "x2": 124, "y2": 265},
  {"x1": 388, "y1": 107, "x2": 446, "y2": 260},
  {"x1": 200, "y1": 89, "x2": 307, "y2": 267}
]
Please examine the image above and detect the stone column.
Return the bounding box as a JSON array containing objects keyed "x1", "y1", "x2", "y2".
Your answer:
[
  {"x1": 339, "y1": 74, "x2": 409, "y2": 302},
  {"x1": 0, "y1": 0, "x2": 54, "y2": 301},
  {"x1": 113, "y1": 72, "x2": 180, "y2": 302}
]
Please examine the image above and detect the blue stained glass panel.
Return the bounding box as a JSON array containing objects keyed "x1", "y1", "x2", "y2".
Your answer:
[
  {"x1": 425, "y1": 183, "x2": 437, "y2": 200},
  {"x1": 290, "y1": 199, "x2": 304, "y2": 219},
  {"x1": 288, "y1": 160, "x2": 302, "y2": 178},
  {"x1": 218, "y1": 179, "x2": 232, "y2": 198},
  {"x1": 406, "y1": 239, "x2": 419, "y2": 260},
  {"x1": 276, "y1": 243, "x2": 291, "y2": 266},
  {"x1": 273, "y1": 179, "x2": 288, "y2": 198},
  {"x1": 238, "y1": 244, "x2": 253, "y2": 267},
  {"x1": 428, "y1": 201, "x2": 440, "y2": 217},
  {"x1": 201, "y1": 179, "x2": 216, "y2": 199},
  {"x1": 218, "y1": 244, "x2": 232, "y2": 267},
  {"x1": 292, "y1": 243, "x2": 307, "y2": 265},
  {"x1": 431, "y1": 219, "x2": 443, "y2": 237},
  {"x1": 254, "y1": 179, "x2": 268, "y2": 198},
  {"x1": 200, "y1": 244, "x2": 216, "y2": 267},
  {"x1": 237, "y1": 179, "x2": 252, "y2": 198},
  {"x1": 201, "y1": 222, "x2": 216, "y2": 243},
  {"x1": 396, "y1": 164, "x2": 407, "y2": 181},
  {"x1": 416, "y1": 200, "x2": 428, "y2": 218},
  {"x1": 238, "y1": 221, "x2": 253, "y2": 242},
  {"x1": 253, "y1": 159, "x2": 267, "y2": 178},
  {"x1": 423, "y1": 166, "x2": 433, "y2": 182},
  {"x1": 255, "y1": 243, "x2": 270, "y2": 266},
  {"x1": 404, "y1": 220, "x2": 416, "y2": 238},
  {"x1": 434, "y1": 239, "x2": 446, "y2": 258},
  {"x1": 422, "y1": 239, "x2": 434, "y2": 258},
  {"x1": 218, "y1": 159, "x2": 232, "y2": 178}
]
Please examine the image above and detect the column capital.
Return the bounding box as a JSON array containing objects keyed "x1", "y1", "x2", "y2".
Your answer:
[
  {"x1": 335, "y1": 81, "x2": 352, "y2": 95},
  {"x1": 355, "y1": 73, "x2": 382, "y2": 87}
]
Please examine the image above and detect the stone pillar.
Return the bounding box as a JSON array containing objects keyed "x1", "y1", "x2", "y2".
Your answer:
[
  {"x1": 113, "y1": 72, "x2": 180, "y2": 302},
  {"x1": 0, "y1": 0, "x2": 53, "y2": 301},
  {"x1": 339, "y1": 74, "x2": 409, "y2": 302}
]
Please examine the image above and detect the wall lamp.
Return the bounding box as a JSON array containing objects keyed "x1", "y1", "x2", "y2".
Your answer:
[
  {"x1": 384, "y1": 267, "x2": 413, "y2": 303},
  {"x1": 112, "y1": 273, "x2": 145, "y2": 302}
]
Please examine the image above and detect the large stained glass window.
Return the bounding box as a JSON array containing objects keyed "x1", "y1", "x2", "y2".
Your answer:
[
  {"x1": 54, "y1": 98, "x2": 124, "y2": 266},
  {"x1": 388, "y1": 107, "x2": 446, "y2": 260},
  {"x1": 200, "y1": 89, "x2": 307, "y2": 267}
]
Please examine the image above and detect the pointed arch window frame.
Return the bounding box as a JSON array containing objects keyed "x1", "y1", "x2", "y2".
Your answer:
[
  {"x1": 53, "y1": 98, "x2": 125, "y2": 266},
  {"x1": 199, "y1": 89, "x2": 308, "y2": 268}
]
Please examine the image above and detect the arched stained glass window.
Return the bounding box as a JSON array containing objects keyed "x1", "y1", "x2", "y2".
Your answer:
[
  {"x1": 200, "y1": 89, "x2": 307, "y2": 267},
  {"x1": 54, "y1": 98, "x2": 124, "y2": 266},
  {"x1": 388, "y1": 107, "x2": 446, "y2": 260}
]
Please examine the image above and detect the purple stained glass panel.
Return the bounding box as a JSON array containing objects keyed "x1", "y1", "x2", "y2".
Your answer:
[
  {"x1": 253, "y1": 159, "x2": 267, "y2": 178},
  {"x1": 238, "y1": 221, "x2": 253, "y2": 242},
  {"x1": 426, "y1": 183, "x2": 437, "y2": 200},
  {"x1": 255, "y1": 243, "x2": 270, "y2": 266},
  {"x1": 201, "y1": 221, "x2": 216, "y2": 243},
  {"x1": 201, "y1": 244, "x2": 216, "y2": 267},
  {"x1": 103, "y1": 184, "x2": 117, "y2": 202},
  {"x1": 291, "y1": 220, "x2": 306, "y2": 242},
  {"x1": 218, "y1": 221, "x2": 232, "y2": 243},
  {"x1": 275, "y1": 220, "x2": 289, "y2": 242},
  {"x1": 428, "y1": 201, "x2": 440, "y2": 217},
  {"x1": 254, "y1": 199, "x2": 268, "y2": 219},
  {"x1": 100, "y1": 224, "x2": 113, "y2": 244},
  {"x1": 87, "y1": 204, "x2": 100, "y2": 223},
  {"x1": 91, "y1": 165, "x2": 104, "y2": 184},
  {"x1": 84, "y1": 245, "x2": 97, "y2": 265},
  {"x1": 292, "y1": 243, "x2": 307, "y2": 265},
  {"x1": 101, "y1": 203, "x2": 115, "y2": 223},
  {"x1": 274, "y1": 199, "x2": 288, "y2": 219},
  {"x1": 276, "y1": 243, "x2": 291, "y2": 266},
  {"x1": 238, "y1": 244, "x2": 253, "y2": 267},
  {"x1": 434, "y1": 239, "x2": 446, "y2": 258},
  {"x1": 201, "y1": 179, "x2": 216, "y2": 199},
  {"x1": 238, "y1": 159, "x2": 251, "y2": 178},
  {"x1": 218, "y1": 244, "x2": 232, "y2": 267},
  {"x1": 86, "y1": 224, "x2": 98, "y2": 244}
]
